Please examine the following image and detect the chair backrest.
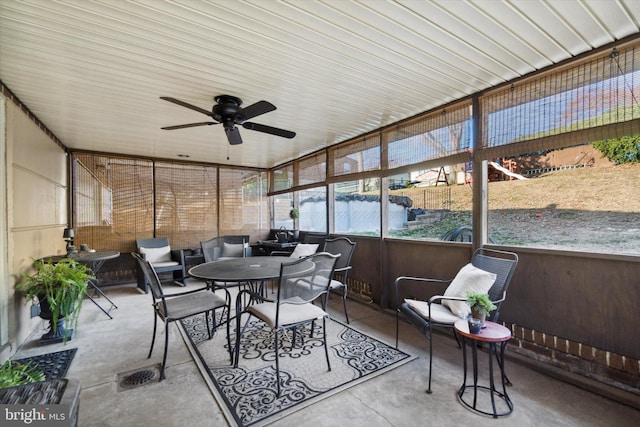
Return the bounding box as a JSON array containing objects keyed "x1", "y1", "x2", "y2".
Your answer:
[
  {"x1": 136, "y1": 237, "x2": 170, "y2": 250},
  {"x1": 131, "y1": 252, "x2": 165, "y2": 303},
  {"x1": 277, "y1": 252, "x2": 339, "y2": 319},
  {"x1": 471, "y1": 248, "x2": 518, "y2": 322},
  {"x1": 200, "y1": 237, "x2": 222, "y2": 262},
  {"x1": 322, "y1": 237, "x2": 356, "y2": 270},
  {"x1": 200, "y1": 235, "x2": 250, "y2": 262},
  {"x1": 223, "y1": 235, "x2": 249, "y2": 245},
  {"x1": 300, "y1": 232, "x2": 329, "y2": 245}
]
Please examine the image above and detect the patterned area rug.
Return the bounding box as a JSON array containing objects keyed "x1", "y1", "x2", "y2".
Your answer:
[{"x1": 180, "y1": 314, "x2": 414, "y2": 427}]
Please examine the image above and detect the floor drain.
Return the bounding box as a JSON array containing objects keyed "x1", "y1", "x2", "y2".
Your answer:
[{"x1": 117, "y1": 365, "x2": 160, "y2": 392}]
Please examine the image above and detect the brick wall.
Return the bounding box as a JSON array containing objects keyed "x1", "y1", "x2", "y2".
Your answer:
[{"x1": 505, "y1": 322, "x2": 640, "y2": 394}]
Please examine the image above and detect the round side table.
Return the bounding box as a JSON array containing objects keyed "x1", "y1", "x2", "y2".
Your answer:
[{"x1": 454, "y1": 319, "x2": 513, "y2": 418}]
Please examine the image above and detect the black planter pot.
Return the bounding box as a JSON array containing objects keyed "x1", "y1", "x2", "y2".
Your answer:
[{"x1": 38, "y1": 295, "x2": 73, "y2": 344}]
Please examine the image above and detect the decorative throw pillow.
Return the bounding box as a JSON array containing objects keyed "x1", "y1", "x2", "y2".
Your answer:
[
  {"x1": 140, "y1": 245, "x2": 172, "y2": 263},
  {"x1": 222, "y1": 242, "x2": 245, "y2": 258},
  {"x1": 441, "y1": 263, "x2": 497, "y2": 319},
  {"x1": 289, "y1": 243, "x2": 319, "y2": 258}
]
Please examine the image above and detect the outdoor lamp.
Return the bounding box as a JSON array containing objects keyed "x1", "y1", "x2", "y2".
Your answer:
[{"x1": 63, "y1": 228, "x2": 75, "y2": 253}]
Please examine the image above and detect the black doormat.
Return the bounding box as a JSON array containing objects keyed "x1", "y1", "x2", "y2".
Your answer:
[{"x1": 13, "y1": 348, "x2": 77, "y2": 380}]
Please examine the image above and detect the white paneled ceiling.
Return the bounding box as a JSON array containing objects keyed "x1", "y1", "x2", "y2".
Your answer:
[{"x1": 1, "y1": 0, "x2": 639, "y2": 168}]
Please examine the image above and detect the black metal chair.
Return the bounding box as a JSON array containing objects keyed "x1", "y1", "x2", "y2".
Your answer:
[
  {"x1": 200, "y1": 235, "x2": 251, "y2": 262},
  {"x1": 135, "y1": 237, "x2": 187, "y2": 293},
  {"x1": 132, "y1": 252, "x2": 231, "y2": 380},
  {"x1": 234, "y1": 252, "x2": 339, "y2": 396},
  {"x1": 321, "y1": 237, "x2": 357, "y2": 324},
  {"x1": 394, "y1": 248, "x2": 518, "y2": 393}
]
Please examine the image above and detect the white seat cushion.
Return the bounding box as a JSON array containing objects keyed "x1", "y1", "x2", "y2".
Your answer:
[
  {"x1": 150, "y1": 261, "x2": 179, "y2": 268},
  {"x1": 405, "y1": 299, "x2": 462, "y2": 324},
  {"x1": 159, "y1": 291, "x2": 227, "y2": 320},
  {"x1": 328, "y1": 278, "x2": 343, "y2": 289},
  {"x1": 441, "y1": 263, "x2": 497, "y2": 319},
  {"x1": 248, "y1": 299, "x2": 327, "y2": 328}
]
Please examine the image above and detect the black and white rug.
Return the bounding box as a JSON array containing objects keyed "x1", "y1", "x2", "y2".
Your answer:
[{"x1": 180, "y1": 314, "x2": 414, "y2": 427}]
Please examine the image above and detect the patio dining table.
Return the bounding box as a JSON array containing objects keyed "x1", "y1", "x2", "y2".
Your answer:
[
  {"x1": 188, "y1": 257, "x2": 291, "y2": 310},
  {"x1": 188, "y1": 256, "x2": 288, "y2": 285},
  {"x1": 188, "y1": 256, "x2": 319, "y2": 312}
]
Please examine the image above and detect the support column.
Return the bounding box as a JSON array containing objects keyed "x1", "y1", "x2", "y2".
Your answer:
[{"x1": 471, "y1": 96, "x2": 487, "y2": 251}]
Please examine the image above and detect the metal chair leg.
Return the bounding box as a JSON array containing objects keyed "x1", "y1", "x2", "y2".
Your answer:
[
  {"x1": 323, "y1": 317, "x2": 331, "y2": 372},
  {"x1": 275, "y1": 329, "x2": 281, "y2": 396},
  {"x1": 342, "y1": 285, "x2": 350, "y2": 324},
  {"x1": 160, "y1": 320, "x2": 169, "y2": 381},
  {"x1": 148, "y1": 312, "x2": 158, "y2": 358},
  {"x1": 427, "y1": 323, "x2": 433, "y2": 394}
]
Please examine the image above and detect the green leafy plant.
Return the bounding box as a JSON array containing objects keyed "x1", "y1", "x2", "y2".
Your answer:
[
  {"x1": 466, "y1": 291, "x2": 497, "y2": 318},
  {"x1": 0, "y1": 359, "x2": 45, "y2": 389},
  {"x1": 289, "y1": 207, "x2": 299, "y2": 220},
  {"x1": 592, "y1": 135, "x2": 640, "y2": 164},
  {"x1": 17, "y1": 258, "x2": 94, "y2": 339}
]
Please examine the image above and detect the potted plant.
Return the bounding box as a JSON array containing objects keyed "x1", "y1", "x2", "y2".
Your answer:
[
  {"x1": 289, "y1": 208, "x2": 300, "y2": 241},
  {"x1": 466, "y1": 291, "x2": 497, "y2": 323},
  {"x1": 0, "y1": 359, "x2": 45, "y2": 389},
  {"x1": 17, "y1": 258, "x2": 94, "y2": 343}
]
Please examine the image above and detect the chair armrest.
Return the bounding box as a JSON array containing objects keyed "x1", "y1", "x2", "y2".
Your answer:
[
  {"x1": 236, "y1": 289, "x2": 274, "y2": 313},
  {"x1": 243, "y1": 246, "x2": 252, "y2": 258},
  {"x1": 162, "y1": 284, "x2": 219, "y2": 298},
  {"x1": 394, "y1": 276, "x2": 452, "y2": 307},
  {"x1": 170, "y1": 249, "x2": 186, "y2": 264},
  {"x1": 428, "y1": 294, "x2": 466, "y2": 304},
  {"x1": 491, "y1": 291, "x2": 507, "y2": 305}
]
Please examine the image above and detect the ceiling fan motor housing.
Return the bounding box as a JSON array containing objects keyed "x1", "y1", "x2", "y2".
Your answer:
[{"x1": 213, "y1": 95, "x2": 244, "y2": 124}]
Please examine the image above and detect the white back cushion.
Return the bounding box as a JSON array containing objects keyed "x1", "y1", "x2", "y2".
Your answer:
[
  {"x1": 140, "y1": 245, "x2": 172, "y2": 263},
  {"x1": 289, "y1": 243, "x2": 318, "y2": 258},
  {"x1": 441, "y1": 263, "x2": 497, "y2": 319},
  {"x1": 222, "y1": 242, "x2": 247, "y2": 258}
]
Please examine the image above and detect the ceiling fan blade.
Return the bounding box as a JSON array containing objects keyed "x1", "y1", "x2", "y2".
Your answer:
[
  {"x1": 238, "y1": 100, "x2": 276, "y2": 121},
  {"x1": 243, "y1": 122, "x2": 296, "y2": 139},
  {"x1": 160, "y1": 97, "x2": 213, "y2": 117},
  {"x1": 161, "y1": 122, "x2": 217, "y2": 130},
  {"x1": 225, "y1": 126, "x2": 243, "y2": 145}
]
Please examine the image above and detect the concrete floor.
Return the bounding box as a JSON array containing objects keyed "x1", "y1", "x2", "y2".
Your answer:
[{"x1": 13, "y1": 278, "x2": 640, "y2": 427}]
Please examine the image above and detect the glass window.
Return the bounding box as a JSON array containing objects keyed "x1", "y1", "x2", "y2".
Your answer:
[
  {"x1": 488, "y1": 141, "x2": 640, "y2": 255},
  {"x1": 272, "y1": 192, "x2": 294, "y2": 229},
  {"x1": 298, "y1": 152, "x2": 326, "y2": 186},
  {"x1": 384, "y1": 104, "x2": 472, "y2": 168},
  {"x1": 334, "y1": 178, "x2": 381, "y2": 236},
  {"x1": 271, "y1": 164, "x2": 293, "y2": 192},
  {"x1": 329, "y1": 134, "x2": 380, "y2": 177},
  {"x1": 299, "y1": 187, "x2": 327, "y2": 233},
  {"x1": 387, "y1": 163, "x2": 472, "y2": 241}
]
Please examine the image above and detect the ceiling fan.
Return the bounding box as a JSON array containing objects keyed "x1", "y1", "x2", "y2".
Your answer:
[{"x1": 160, "y1": 95, "x2": 296, "y2": 145}]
